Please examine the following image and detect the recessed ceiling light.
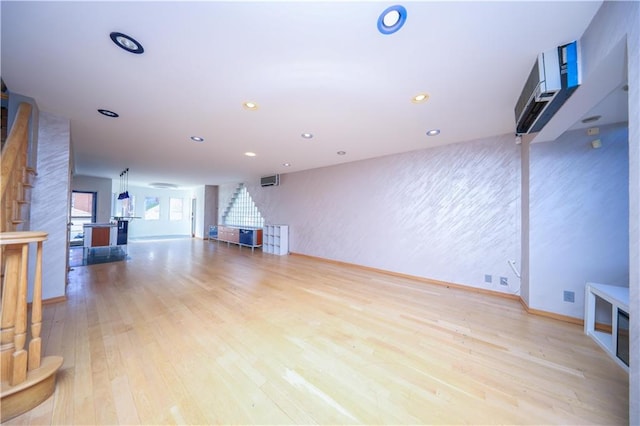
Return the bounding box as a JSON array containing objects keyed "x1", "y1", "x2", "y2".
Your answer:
[
  {"x1": 377, "y1": 5, "x2": 407, "y2": 35},
  {"x1": 98, "y1": 109, "x2": 119, "y2": 118},
  {"x1": 244, "y1": 152, "x2": 257, "y2": 157},
  {"x1": 426, "y1": 129, "x2": 441, "y2": 136},
  {"x1": 149, "y1": 182, "x2": 178, "y2": 189},
  {"x1": 283, "y1": 163, "x2": 291, "y2": 167},
  {"x1": 581, "y1": 115, "x2": 601, "y2": 124},
  {"x1": 190, "y1": 136, "x2": 204, "y2": 142},
  {"x1": 243, "y1": 101, "x2": 259, "y2": 110},
  {"x1": 411, "y1": 93, "x2": 429, "y2": 104},
  {"x1": 110, "y1": 32, "x2": 144, "y2": 54},
  {"x1": 337, "y1": 151, "x2": 346, "y2": 155},
  {"x1": 301, "y1": 133, "x2": 313, "y2": 139}
]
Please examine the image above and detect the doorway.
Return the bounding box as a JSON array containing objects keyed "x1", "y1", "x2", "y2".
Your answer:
[
  {"x1": 70, "y1": 191, "x2": 96, "y2": 246},
  {"x1": 191, "y1": 198, "x2": 196, "y2": 237}
]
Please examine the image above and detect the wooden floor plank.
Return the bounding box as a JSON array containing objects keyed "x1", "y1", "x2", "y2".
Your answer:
[{"x1": 5, "y1": 238, "x2": 629, "y2": 425}]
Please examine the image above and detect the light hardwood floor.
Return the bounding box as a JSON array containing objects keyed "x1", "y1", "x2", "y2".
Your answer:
[{"x1": 6, "y1": 238, "x2": 629, "y2": 425}]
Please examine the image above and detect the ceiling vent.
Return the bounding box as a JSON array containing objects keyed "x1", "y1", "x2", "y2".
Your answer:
[
  {"x1": 260, "y1": 174, "x2": 279, "y2": 187},
  {"x1": 515, "y1": 40, "x2": 580, "y2": 135}
]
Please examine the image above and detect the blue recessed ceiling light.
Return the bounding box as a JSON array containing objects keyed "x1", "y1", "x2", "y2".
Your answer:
[{"x1": 377, "y1": 5, "x2": 407, "y2": 35}]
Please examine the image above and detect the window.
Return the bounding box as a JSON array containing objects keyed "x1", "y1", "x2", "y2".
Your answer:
[
  {"x1": 222, "y1": 184, "x2": 264, "y2": 228},
  {"x1": 169, "y1": 198, "x2": 183, "y2": 221},
  {"x1": 115, "y1": 195, "x2": 135, "y2": 218},
  {"x1": 144, "y1": 196, "x2": 160, "y2": 220}
]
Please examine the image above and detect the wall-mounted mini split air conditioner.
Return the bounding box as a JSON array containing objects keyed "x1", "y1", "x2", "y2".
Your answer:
[
  {"x1": 260, "y1": 174, "x2": 279, "y2": 187},
  {"x1": 515, "y1": 40, "x2": 580, "y2": 135}
]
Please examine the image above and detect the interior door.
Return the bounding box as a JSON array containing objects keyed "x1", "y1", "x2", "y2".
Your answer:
[
  {"x1": 191, "y1": 198, "x2": 196, "y2": 237},
  {"x1": 70, "y1": 191, "x2": 96, "y2": 246}
]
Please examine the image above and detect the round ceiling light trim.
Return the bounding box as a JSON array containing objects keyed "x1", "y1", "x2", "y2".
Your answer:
[
  {"x1": 149, "y1": 182, "x2": 179, "y2": 189},
  {"x1": 377, "y1": 5, "x2": 407, "y2": 35},
  {"x1": 190, "y1": 136, "x2": 204, "y2": 142},
  {"x1": 110, "y1": 32, "x2": 144, "y2": 54},
  {"x1": 301, "y1": 132, "x2": 314, "y2": 139},
  {"x1": 581, "y1": 115, "x2": 602, "y2": 124},
  {"x1": 411, "y1": 93, "x2": 430, "y2": 104},
  {"x1": 243, "y1": 101, "x2": 259, "y2": 110},
  {"x1": 98, "y1": 109, "x2": 119, "y2": 118},
  {"x1": 426, "y1": 129, "x2": 441, "y2": 136},
  {"x1": 337, "y1": 151, "x2": 346, "y2": 155},
  {"x1": 244, "y1": 152, "x2": 257, "y2": 157}
]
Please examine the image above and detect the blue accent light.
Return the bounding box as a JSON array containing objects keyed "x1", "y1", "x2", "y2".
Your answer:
[{"x1": 377, "y1": 5, "x2": 407, "y2": 35}]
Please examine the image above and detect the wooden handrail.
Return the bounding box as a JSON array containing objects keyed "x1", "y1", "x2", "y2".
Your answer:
[
  {"x1": 0, "y1": 102, "x2": 33, "y2": 232},
  {"x1": 1, "y1": 103, "x2": 31, "y2": 202}
]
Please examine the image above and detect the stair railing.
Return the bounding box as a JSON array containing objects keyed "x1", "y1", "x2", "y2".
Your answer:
[
  {"x1": 0, "y1": 101, "x2": 63, "y2": 421},
  {"x1": 1, "y1": 102, "x2": 34, "y2": 233}
]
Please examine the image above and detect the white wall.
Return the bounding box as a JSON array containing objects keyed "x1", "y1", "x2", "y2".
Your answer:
[
  {"x1": 192, "y1": 185, "x2": 219, "y2": 239},
  {"x1": 194, "y1": 185, "x2": 205, "y2": 239},
  {"x1": 71, "y1": 174, "x2": 112, "y2": 223},
  {"x1": 564, "y1": 2, "x2": 638, "y2": 422},
  {"x1": 203, "y1": 185, "x2": 219, "y2": 237},
  {"x1": 112, "y1": 183, "x2": 194, "y2": 238},
  {"x1": 30, "y1": 111, "x2": 70, "y2": 300},
  {"x1": 529, "y1": 124, "x2": 629, "y2": 318},
  {"x1": 248, "y1": 133, "x2": 522, "y2": 294}
]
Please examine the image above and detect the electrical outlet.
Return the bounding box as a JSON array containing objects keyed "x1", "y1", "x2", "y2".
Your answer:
[
  {"x1": 587, "y1": 127, "x2": 600, "y2": 136},
  {"x1": 484, "y1": 274, "x2": 492, "y2": 283},
  {"x1": 500, "y1": 277, "x2": 508, "y2": 286},
  {"x1": 563, "y1": 290, "x2": 575, "y2": 303}
]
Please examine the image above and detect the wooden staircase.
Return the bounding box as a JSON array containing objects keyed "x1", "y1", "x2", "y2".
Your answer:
[{"x1": 1, "y1": 101, "x2": 63, "y2": 421}]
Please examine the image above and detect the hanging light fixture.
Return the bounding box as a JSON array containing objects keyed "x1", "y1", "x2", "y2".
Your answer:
[
  {"x1": 117, "y1": 171, "x2": 124, "y2": 199},
  {"x1": 117, "y1": 168, "x2": 130, "y2": 200}
]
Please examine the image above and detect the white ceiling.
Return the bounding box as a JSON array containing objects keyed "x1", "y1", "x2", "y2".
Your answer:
[{"x1": 2, "y1": 1, "x2": 622, "y2": 189}]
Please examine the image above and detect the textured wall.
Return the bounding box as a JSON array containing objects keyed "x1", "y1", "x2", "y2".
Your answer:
[
  {"x1": 529, "y1": 124, "x2": 629, "y2": 318},
  {"x1": 248, "y1": 133, "x2": 522, "y2": 294},
  {"x1": 30, "y1": 111, "x2": 71, "y2": 300},
  {"x1": 519, "y1": 135, "x2": 534, "y2": 306}
]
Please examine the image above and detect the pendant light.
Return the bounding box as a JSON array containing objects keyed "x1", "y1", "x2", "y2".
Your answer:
[{"x1": 117, "y1": 168, "x2": 130, "y2": 200}]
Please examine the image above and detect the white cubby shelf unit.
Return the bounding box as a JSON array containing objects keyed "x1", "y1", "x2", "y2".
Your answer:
[
  {"x1": 263, "y1": 225, "x2": 289, "y2": 255},
  {"x1": 584, "y1": 282, "x2": 630, "y2": 372}
]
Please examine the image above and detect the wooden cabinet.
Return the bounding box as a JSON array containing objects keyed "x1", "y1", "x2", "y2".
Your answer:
[
  {"x1": 216, "y1": 226, "x2": 262, "y2": 251},
  {"x1": 83, "y1": 223, "x2": 117, "y2": 247},
  {"x1": 91, "y1": 227, "x2": 110, "y2": 247},
  {"x1": 263, "y1": 225, "x2": 288, "y2": 255},
  {"x1": 218, "y1": 226, "x2": 239, "y2": 244}
]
